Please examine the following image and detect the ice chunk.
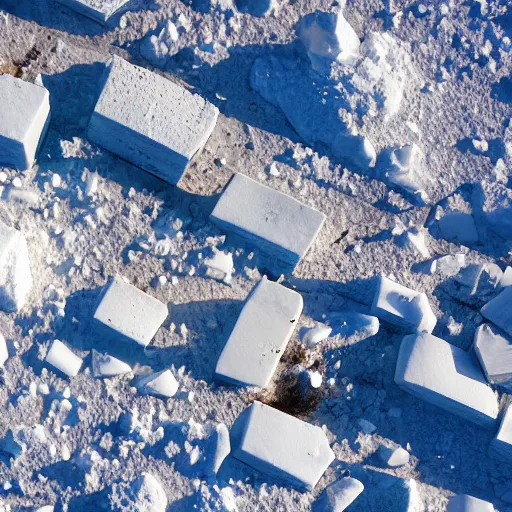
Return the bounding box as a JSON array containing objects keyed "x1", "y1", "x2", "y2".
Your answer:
[
  {"x1": 88, "y1": 56, "x2": 219, "y2": 184},
  {"x1": 0, "y1": 333, "x2": 7, "y2": 367},
  {"x1": 55, "y1": 0, "x2": 130, "y2": 22},
  {"x1": 437, "y1": 211, "x2": 479, "y2": 245},
  {"x1": 379, "y1": 445, "x2": 410, "y2": 467},
  {"x1": 0, "y1": 221, "x2": 32, "y2": 312},
  {"x1": 395, "y1": 332, "x2": 498, "y2": 428},
  {"x1": 501, "y1": 266, "x2": 512, "y2": 287},
  {"x1": 301, "y1": 323, "x2": 332, "y2": 348},
  {"x1": 317, "y1": 476, "x2": 364, "y2": 511},
  {"x1": 399, "y1": 227, "x2": 430, "y2": 258},
  {"x1": 45, "y1": 340, "x2": 83, "y2": 378},
  {"x1": 475, "y1": 180, "x2": 512, "y2": 238},
  {"x1": 93, "y1": 275, "x2": 168, "y2": 347},
  {"x1": 333, "y1": 132, "x2": 377, "y2": 169},
  {"x1": 206, "y1": 423, "x2": 231, "y2": 477},
  {"x1": 447, "y1": 494, "x2": 495, "y2": 512},
  {"x1": 0, "y1": 74, "x2": 50, "y2": 171},
  {"x1": 91, "y1": 350, "x2": 132, "y2": 378},
  {"x1": 481, "y1": 287, "x2": 512, "y2": 337},
  {"x1": 371, "y1": 275, "x2": 437, "y2": 334},
  {"x1": 215, "y1": 277, "x2": 303, "y2": 387},
  {"x1": 137, "y1": 370, "x2": 179, "y2": 399},
  {"x1": 490, "y1": 404, "x2": 512, "y2": 462},
  {"x1": 433, "y1": 254, "x2": 466, "y2": 276},
  {"x1": 231, "y1": 401, "x2": 334, "y2": 490},
  {"x1": 211, "y1": 174, "x2": 326, "y2": 272},
  {"x1": 328, "y1": 311, "x2": 380, "y2": 344},
  {"x1": 234, "y1": 0, "x2": 273, "y2": 17},
  {"x1": 131, "y1": 473, "x2": 168, "y2": 512}
]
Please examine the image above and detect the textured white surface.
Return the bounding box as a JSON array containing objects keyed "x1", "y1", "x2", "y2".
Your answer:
[
  {"x1": 91, "y1": 350, "x2": 132, "y2": 378},
  {"x1": 56, "y1": 0, "x2": 130, "y2": 22},
  {"x1": 215, "y1": 277, "x2": 303, "y2": 388},
  {"x1": 321, "y1": 477, "x2": 364, "y2": 512},
  {"x1": 447, "y1": 494, "x2": 495, "y2": 512},
  {"x1": 491, "y1": 405, "x2": 512, "y2": 462},
  {"x1": 481, "y1": 287, "x2": 512, "y2": 337},
  {"x1": 231, "y1": 401, "x2": 334, "y2": 490},
  {"x1": 395, "y1": 332, "x2": 498, "y2": 428},
  {"x1": 45, "y1": 340, "x2": 83, "y2": 377},
  {"x1": 137, "y1": 370, "x2": 179, "y2": 398},
  {"x1": 0, "y1": 333, "x2": 8, "y2": 367},
  {"x1": 501, "y1": 267, "x2": 512, "y2": 287}
]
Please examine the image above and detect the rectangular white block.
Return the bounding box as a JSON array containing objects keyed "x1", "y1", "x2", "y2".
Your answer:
[
  {"x1": 88, "y1": 56, "x2": 219, "y2": 184},
  {"x1": 0, "y1": 75, "x2": 50, "y2": 170},
  {"x1": 211, "y1": 174, "x2": 326, "y2": 271},
  {"x1": 56, "y1": 0, "x2": 130, "y2": 23},
  {"x1": 395, "y1": 332, "x2": 498, "y2": 428},
  {"x1": 46, "y1": 340, "x2": 83, "y2": 377},
  {"x1": 93, "y1": 275, "x2": 168, "y2": 347},
  {"x1": 231, "y1": 401, "x2": 334, "y2": 490},
  {"x1": 490, "y1": 404, "x2": 512, "y2": 462},
  {"x1": 215, "y1": 277, "x2": 303, "y2": 388},
  {"x1": 481, "y1": 287, "x2": 512, "y2": 337}
]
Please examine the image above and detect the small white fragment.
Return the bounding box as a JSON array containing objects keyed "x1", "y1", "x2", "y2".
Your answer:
[
  {"x1": 207, "y1": 423, "x2": 231, "y2": 477},
  {"x1": 92, "y1": 350, "x2": 132, "y2": 378},
  {"x1": 137, "y1": 370, "x2": 179, "y2": 399},
  {"x1": 301, "y1": 323, "x2": 332, "y2": 348},
  {"x1": 379, "y1": 445, "x2": 410, "y2": 467},
  {"x1": 309, "y1": 371, "x2": 323, "y2": 388},
  {"x1": 319, "y1": 477, "x2": 364, "y2": 511},
  {"x1": 45, "y1": 340, "x2": 83, "y2": 377},
  {"x1": 204, "y1": 249, "x2": 234, "y2": 284},
  {"x1": 0, "y1": 333, "x2": 7, "y2": 367},
  {"x1": 500, "y1": 266, "x2": 512, "y2": 288}
]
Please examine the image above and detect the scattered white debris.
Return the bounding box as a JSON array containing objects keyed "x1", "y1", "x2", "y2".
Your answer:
[
  {"x1": 309, "y1": 370, "x2": 323, "y2": 388},
  {"x1": 401, "y1": 228, "x2": 430, "y2": 258},
  {"x1": 447, "y1": 494, "x2": 495, "y2": 512},
  {"x1": 317, "y1": 476, "x2": 364, "y2": 512},
  {"x1": 490, "y1": 404, "x2": 512, "y2": 463},
  {"x1": 231, "y1": 401, "x2": 334, "y2": 489},
  {"x1": 481, "y1": 287, "x2": 512, "y2": 337},
  {"x1": 137, "y1": 370, "x2": 179, "y2": 399},
  {"x1": 301, "y1": 323, "x2": 332, "y2": 348},
  {"x1": 204, "y1": 249, "x2": 234, "y2": 284},
  {"x1": 395, "y1": 332, "x2": 498, "y2": 428},
  {"x1": 215, "y1": 276, "x2": 302, "y2": 387},
  {"x1": 55, "y1": 0, "x2": 131, "y2": 23},
  {"x1": 379, "y1": 445, "x2": 410, "y2": 467},
  {"x1": 45, "y1": 340, "x2": 83, "y2": 378},
  {"x1": 91, "y1": 350, "x2": 132, "y2": 378}
]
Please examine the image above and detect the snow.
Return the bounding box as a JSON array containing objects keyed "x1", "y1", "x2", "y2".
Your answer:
[
  {"x1": 501, "y1": 267, "x2": 512, "y2": 287},
  {"x1": 300, "y1": 323, "x2": 332, "y2": 348},
  {"x1": 45, "y1": 339, "x2": 83, "y2": 378}
]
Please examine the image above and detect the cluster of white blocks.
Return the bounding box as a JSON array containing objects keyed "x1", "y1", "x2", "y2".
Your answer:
[{"x1": 56, "y1": 0, "x2": 131, "y2": 23}]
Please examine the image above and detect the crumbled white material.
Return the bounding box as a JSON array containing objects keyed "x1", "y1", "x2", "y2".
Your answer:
[
  {"x1": 379, "y1": 445, "x2": 410, "y2": 467},
  {"x1": 215, "y1": 277, "x2": 303, "y2": 387},
  {"x1": 56, "y1": 0, "x2": 130, "y2": 22},
  {"x1": 447, "y1": 494, "x2": 495, "y2": 512},
  {"x1": 45, "y1": 340, "x2": 83, "y2": 378},
  {"x1": 490, "y1": 404, "x2": 512, "y2": 462},
  {"x1": 318, "y1": 477, "x2": 364, "y2": 512},
  {"x1": 395, "y1": 332, "x2": 498, "y2": 427},
  {"x1": 301, "y1": 323, "x2": 332, "y2": 348},
  {"x1": 92, "y1": 350, "x2": 132, "y2": 378},
  {"x1": 231, "y1": 401, "x2": 334, "y2": 489},
  {"x1": 329, "y1": 311, "x2": 380, "y2": 344},
  {"x1": 309, "y1": 370, "x2": 323, "y2": 388},
  {"x1": 204, "y1": 249, "x2": 234, "y2": 284},
  {"x1": 481, "y1": 287, "x2": 512, "y2": 337},
  {"x1": 137, "y1": 370, "x2": 179, "y2": 399}
]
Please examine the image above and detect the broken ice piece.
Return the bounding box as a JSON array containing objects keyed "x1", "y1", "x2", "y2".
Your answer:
[
  {"x1": 93, "y1": 275, "x2": 168, "y2": 347},
  {"x1": 436, "y1": 210, "x2": 479, "y2": 245},
  {"x1": 490, "y1": 404, "x2": 512, "y2": 462},
  {"x1": 215, "y1": 276, "x2": 303, "y2": 388},
  {"x1": 0, "y1": 333, "x2": 8, "y2": 367},
  {"x1": 211, "y1": 173, "x2": 326, "y2": 272},
  {"x1": 378, "y1": 445, "x2": 410, "y2": 467},
  {"x1": 447, "y1": 494, "x2": 495, "y2": 512},
  {"x1": 45, "y1": 340, "x2": 83, "y2": 378},
  {"x1": 501, "y1": 267, "x2": 512, "y2": 287},
  {"x1": 481, "y1": 287, "x2": 512, "y2": 337},
  {"x1": 92, "y1": 350, "x2": 132, "y2": 378},
  {"x1": 395, "y1": 332, "x2": 498, "y2": 428},
  {"x1": 317, "y1": 477, "x2": 364, "y2": 511},
  {"x1": 137, "y1": 370, "x2": 179, "y2": 399},
  {"x1": 231, "y1": 401, "x2": 334, "y2": 490},
  {"x1": 329, "y1": 311, "x2": 380, "y2": 344},
  {"x1": 204, "y1": 249, "x2": 234, "y2": 284},
  {"x1": 371, "y1": 275, "x2": 437, "y2": 334},
  {"x1": 206, "y1": 423, "x2": 231, "y2": 477},
  {"x1": 0, "y1": 74, "x2": 50, "y2": 171},
  {"x1": 88, "y1": 56, "x2": 219, "y2": 184},
  {"x1": 300, "y1": 323, "x2": 332, "y2": 348},
  {"x1": 0, "y1": 222, "x2": 32, "y2": 312},
  {"x1": 55, "y1": 0, "x2": 131, "y2": 23}
]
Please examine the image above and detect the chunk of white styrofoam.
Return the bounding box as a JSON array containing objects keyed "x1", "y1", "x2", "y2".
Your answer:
[
  {"x1": 447, "y1": 494, "x2": 495, "y2": 512},
  {"x1": 88, "y1": 56, "x2": 218, "y2": 184},
  {"x1": 215, "y1": 277, "x2": 303, "y2": 388},
  {"x1": 45, "y1": 340, "x2": 83, "y2": 377},
  {"x1": 490, "y1": 404, "x2": 512, "y2": 462},
  {"x1": 0, "y1": 222, "x2": 32, "y2": 312},
  {"x1": 481, "y1": 287, "x2": 512, "y2": 337},
  {"x1": 231, "y1": 401, "x2": 334, "y2": 490},
  {"x1": 395, "y1": 332, "x2": 498, "y2": 428},
  {"x1": 0, "y1": 333, "x2": 7, "y2": 367},
  {"x1": 501, "y1": 267, "x2": 512, "y2": 287},
  {"x1": 93, "y1": 275, "x2": 168, "y2": 347},
  {"x1": 137, "y1": 370, "x2": 179, "y2": 398},
  {"x1": 318, "y1": 476, "x2": 364, "y2": 511},
  {"x1": 56, "y1": 0, "x2": 130, "y2": 23},
  {"x1": 92, "y1": 350, "x2": 132, "y2": 378},
  {"x1": 0, "y1": 74, "x2": 50, "y2": 171},
  {"x1": 211, "y1": 173, "x2": 326, "y2": 271},
  {"x1": 371, "y1": 275, "x2": 437, "y2": 334}
]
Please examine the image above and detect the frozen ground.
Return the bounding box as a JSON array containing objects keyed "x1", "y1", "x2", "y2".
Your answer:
[{"x1": 0, "y1": 0, "x2": 511, "y2": 510}]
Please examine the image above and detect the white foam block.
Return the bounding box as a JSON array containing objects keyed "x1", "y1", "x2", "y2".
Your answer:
[
  {"x1": 481, "y1": 287, "x2": 512, "y2": 337},
  {"x1": 447, "y1": 494, "x2": 495, "y2": 512},
  {"x1": 56, "y1": 0, "x2": 130, "y2": 23},
  {"x1": 88, "y1": 56, "x2": 218, "y2": 184},
  {"x1": 0, "y1": 75, "x2": 49, "y2": 171},
  {"x1": 92, "y1": 350, "x2": 132, "y2": 378},
  {"x1": 211, "y1": 173, "x2": 326, "y2": 271},
  {"x1": 395, "y1": 332, "x2": 498, "y2": 428},
  {"x1": 490, "y1": 404, "x2": 512, "y2": 462},
  {"x1": 0, "y1": 222, "x2": 32, "y2": 312},
  {"x1": 231, "y1": 401, "x2": 334, "y2": 490},
  {"x1": 46, "y1": 340, "x2": 83, "y2": 377},
  {"x1": 137, "y1": 370, "x2": 179, "y2": 398},
  {"x1": 371, "y1": 275, "x2": 437, "y2": 334},
  {"x1": 215, "y1": 277, "x2": 303, "y2": 388},
  {"x1": 93, "y1": 275, "x2": 168, "y2": 347}
]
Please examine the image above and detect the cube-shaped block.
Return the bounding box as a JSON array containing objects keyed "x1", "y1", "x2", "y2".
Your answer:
[
  {"x1": 93, "y1": 275, "x2": 168, "y2": 347},
  {"x1": 56, "y1": 0, "x2": 131, "y2": 23},
  {"x1": 0, "y1": 75, "x2": 50, "y2": 170},
  {"x1": 46, "y1": 339, "x2": 83, "y2": 377},
  {"x1": 215, "y1": 276, "x2": 303, "y2": 388},
  {"x1": 0, "y1": 222, "x2": 32, "y2": 312},
  {"x1": 490, "y1": 404, "x2": 512, "y2": 462},
  {"x1": 211, "y1": 173, "x2": 326, "y2": 272},
  {"x1": 231, "y1": 401, "x2": 334, "y2": 490},
  {"x1": 395, "y1": 332, "x2": 498, "y2": 428},
  {"x1": 447, "y1": 494, "x2": 495, "y2": 512},
  {"x1": 88, "y1": 56, "x2": 218, "y2": 184},
  {"x1": 481, "y1": 287, "x2": 512, "y2": 337}
]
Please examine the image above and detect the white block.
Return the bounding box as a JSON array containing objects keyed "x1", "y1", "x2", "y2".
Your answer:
[
  {"x1": 447, "y1": 494, "x2": 494, "y2": 512},
  {"x1": 93, "y1": 275, "x2": 168, "y2": 347},
  {"x1": 137, "y1": 370, "x2": 179, "y2": 398},
  {"x1": 0, "y1": 75, "x2": 50, "y2": 171},
  {"x1": 46, "y1": 340, "x2": 83, "y2": 377},
  {"x1": 379, "y1": 445, "x2": 410, "y2": 467},
  {"x1": 56, "y1": 0, "x2": 130, "y2": 23},
  {"x1": 211, "y1": 173, "x2": 326, "y2": 271},
  {"x1": 395, "y1": 332, "x2": 498, "y2": 428},
  {"x1": 371, "y1": 275, "x2": 436, "y2": 334},
  {"x1": 490, "y1": 404, "x2": 512, "y2": 462},
  {"x1": 501, "y1": 267, "x2": 512, "y2": 287},
  {"x1": 481, "y1": 287, "x2": 512, "y2": 337},
  {"x1": 231, "y1": 401, "x2": 334, "y2": 490},
  {"x1": 88, "y1": 56, "x2": 218, "y2": 184},
  {"x1": 0, "y1": 333, "x2": 7, "y2": 367},
  {"x1": 131, "y1": 473, "x2": 168, "y2": 512},
  {"x1": 215, "y1": 277, "x2": 303, "y2": 388},
  {"x1": 319, "y1": 477, "x2": 364, "y2": 511},
  {"x1": 92, "y1": 350, "x2": 132, "y2": 378}
]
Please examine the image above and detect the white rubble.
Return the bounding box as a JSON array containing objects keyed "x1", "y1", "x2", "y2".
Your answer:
[
  {"x1": 0, "y1": 221, "x2": 32, "y2": 312},
  {"x1": 211, "y1": 173, "x2": 326, "y2": 271},
  {"x1": 215, "y1": 276, "x2": 303, "y2": 387},
  {"x1": 447, "y1": 494, "x2": 495, "y2": 512},
  {"x1": 490, "y1": 404, "x2": 512, "y2": 462},
  {"x1": 93, "y1": 274, "x2": 168, "y2": 347},
  {"x1": 45, "y1": 340, "x2": 83, "y2": 378},
  {"x1": 136, "y1": 370, "x2": 179, "y2": 399},
  {"x1": 371, "y1": 275, "x2": 437, "y2": 334},
  {"x1": 55, "y1": 0, "x2": 130, "y2": 22},
  {"x1": 88, "y1": 56, "x2": 219, "y2": 184},
  {"x1": 432, "y1": 254, "x2": 466, "y2": 276},
  {"x1": 0, "y1": 334, "x2": 7, "y2": 367},
  {"x1": 231, "y1": 401, "x2": 334, "y2": 490},
  {"x1": 395, "y1": 332, "x2": 498, "y2": 428},
  {"x1": 501, "y1": 267, "x2": 512, "y2": 287},
  {"x1": 379, "y1": 445, "x2": 410, "y2": 467},
  {"x1": 0, "y1": 74, "x2": 50, "y2": 171},
  {"x1": 317, "y1": 476, "x2": 364, "y2": 512},
  {"x1": 481, "y1": 287, "x2": 512, "y2": 337},
  {"x1": 91, "y1": 350, "x2": 132, "y2": 378},
  {"x1": 204, "y1": 249, "x2": 234, "y2": 284}
]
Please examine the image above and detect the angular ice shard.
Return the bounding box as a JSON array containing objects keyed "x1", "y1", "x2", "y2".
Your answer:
[
  {"x1": 481, "y1": 287, "x2": 512, "y2": 337},
  {"x1": 137, "y1": 370, "x2": 179, "y2": 399},
  {"x1": 231, "y1": 401, "x2": 334, "y2": 490},
  {"x1": 490, "y1": 404, "x2": 512, "y2": 462},
  {"x1": 447, "y1": 494, "x2": 495, "y2": 512},
  {"x1": 56, "y1": 0, "x2": 130, "y2": 23},
  {"x1": 317, "y1": 477, "x2": 364, "y2": 511},
  {"x1": 92, "y1": 350, "x2": 132, "y2": 378},
  {"x1": 46, "y1": 340, "x2": 83, "y2": 377},
  {"x1": 88, "y1": 56, "x2": 218, "y2": 184}
]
